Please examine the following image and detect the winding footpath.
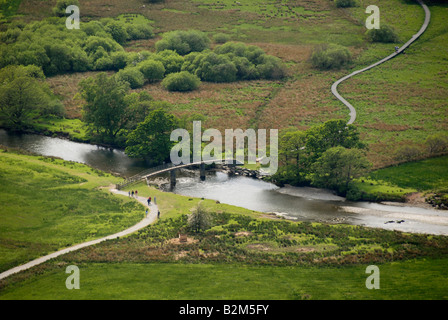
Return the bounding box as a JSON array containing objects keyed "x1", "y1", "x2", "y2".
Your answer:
[
  {"x1": 332, "y1": 0, "x2": 431, "y2": 125},
  {"x1": 0, "y1": 0, "x2": 432, "y2": 282},
  {"x1": 0, "y1": 189, "x2": 158, "y2": 281}
]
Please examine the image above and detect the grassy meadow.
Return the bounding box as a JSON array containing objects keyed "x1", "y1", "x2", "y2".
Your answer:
[
  {"x1": 9, "y1": 0, "x2": 444, "y2": 168},
  {"x1": 1, "y1": 0, "x2": 447, "y2": 301},
  {"x1": 0, "y1": 148, "x2": 144, "y2": 273}
]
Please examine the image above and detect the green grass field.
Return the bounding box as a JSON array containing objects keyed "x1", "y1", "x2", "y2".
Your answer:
[
  {"x1": 0, "y1": 149, "x2": 144, "y2": 273},
  {"x1": 352, "y1": 155, "x2": 448, "y2": 201},
  {"x1": 1, "y1": 258, "x2": 448, "y2": 300}
]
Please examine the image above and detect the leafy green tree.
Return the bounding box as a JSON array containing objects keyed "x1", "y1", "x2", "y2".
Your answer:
[
  {"x1": 0, "y1": 65, "x2": 60, "y2": 129},
  {"x1": 161, "y1": 71, "x2": 201, "y2": 92},
  {"x1": 310, "y1": 43, "x2": 352, "y2": 70},
  {"x1": 105, "y1": 21, "x2": 129, "y2": 45},
  {"x1": 305, "y1": 119, "x2": 365, "y2": 163},
  {"x1": 138, "y1": 59, "x2": 165, "y2": 82},
  {"x1": 125, "y1": 109, "x2": 179, "y2": 164},
  {"x1": 115, "y1": 67, "x2": 145, "y2": 89},
  {"x1": 53, "y1": 0, "x2": 80, "y2": 17},
  {"x1": 425, "y1": 133, "x2": 448, "y2": 155},
  {"x1": 310, "y1": 146, "x2": 371, "y2": 194},
  {"x1": 188, "y1": 203, "x2": 212, "y2": 233},
  {"x1": 155, "y1": 30, "x2": 210, "y2": 55},
  {"x1": 366, "y1": 25, "x2": 399, "y2": 43},
  {"x1": 153, "y1": 50, "x2": 184, "y2": 74},
  {"x1": 79, "y1": 73, "x2": 132, "y2": 141}
]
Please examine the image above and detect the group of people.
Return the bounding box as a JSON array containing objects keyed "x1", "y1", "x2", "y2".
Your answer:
[
  {"x1": 128, "y1": 190, "x2": 139, "y2": 198},
  {"x1": 128, "y1": 190, "x2": 160, "y2": 219}
]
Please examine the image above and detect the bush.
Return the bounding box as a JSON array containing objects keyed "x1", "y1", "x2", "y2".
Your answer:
[
  {"x1": 366, "y1": 25, "x2": 399, "y2": 43},
  {"x1": 155, "y1": 30, "x2": 210, "y2": 55},
  {"x1": 335, "y1": 0, "x2": 358, "y2": 8},
  {"x1": 104, "y1": 21, "x2": 129, "y2": 45},
  {"x1": 115, "y1": 67, "x2": 145, "y2": 89},
  {"x1": 310, "y1": 43, "x2": 352, "y2": 70},
  {"x1": 161, "y1": 71, "x2": 201, "y2": 92},
  {"x1": 53, "y1": 0, "x2": 80, "y2": 17},
  {"x1": 192, "y1": 52, "x2": 238, "y2": 83},
  {"x1": 213, "y1": 33, "x2": 230, "y2": 44},
  {"x1": 153, "y1": 50, "x2": 185, "y2": 74},
  {"x1": 138, "y1": 59, "x2": 165, "y2": 82},
  {"x1": 394, "y1": 145, "x2": 422, "y2": 162},
  {"x1": 425, "y1": 133, "x2": 448, "y2": 155}
]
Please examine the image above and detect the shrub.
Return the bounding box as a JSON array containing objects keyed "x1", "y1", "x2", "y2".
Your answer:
[
  {"x1": 394, "y1": 145, "x2": 422, "y2": 162},
  {"x1": 425, "y1": 133, "x2": 448, "y2": 155},
  {"x1": 153, "y1": 50, "x2": 184, "y2": 74},
  {"x1": 335, "y1": 0, "x2": 358, "y2": 8},
  {"x1": 125, "y1": 24, "x2": 154, "y2": 40},
  {"x1": 161, "y1": 71, "x2": 201, "y2": 92},
  {"x1": 138, "y1": 59, "x2": 165, "y2": 82},
  {"x1": 155, "y1": 30, "x2": 210, "y2": 55},
  {"x1": 115, "y1": 67, "x2": 145, "y2": 89},
  {"x1": 310, "y1": 43, "x2": 352, "y2": 70},
  {"x1": 366, "y1": 25, "x2": 399, "y2": 43},
  {"x1": 104, "y1": 21, "x2": 129, "y2": 45},
  {"x1": 256, "y1": 55, "x2": 287, "y2": 79},
  {"x1": 192, "y1": 52, "x2": 238, "y2": 83},
  {"x1": 213, "y1": 33, "x2": 230, "y2": 44},
  {"x1": 53, "y1": 0, "x2": 80, "y2": 17}
]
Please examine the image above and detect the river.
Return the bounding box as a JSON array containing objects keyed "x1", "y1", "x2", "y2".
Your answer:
[{"x1": 1, "y1": 128, "x2": 448, "y2": 236}]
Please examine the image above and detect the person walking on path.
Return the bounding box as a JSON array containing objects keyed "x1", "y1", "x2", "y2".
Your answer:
[
  {"x1": 147, "y1": 197, "x2": 151, "y2": 206},
  {"x1": 131, "y1": 190, "x2": 134, "y2": 197},
  {"x1": 135, "y1": 190, "x2": 138, "y2": 197},
  {"x1": 145, "y1": 209, "x2": 148, "y2": 218},
  {"x1": 158, "y1": 210, "x2": 160, "y2": 219},
  {"x1": 128, "y1": 191, "x2": 131, "y2": 197},
  {"x1": 154, "y1": 196, "x2": 156, "y2": 204}
]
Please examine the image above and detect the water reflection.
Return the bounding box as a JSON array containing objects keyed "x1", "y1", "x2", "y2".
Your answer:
[{"x1": 0, "y1": 129, "x2": 147, "y2": 177}]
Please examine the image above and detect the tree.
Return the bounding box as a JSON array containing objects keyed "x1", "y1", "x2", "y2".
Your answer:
[
  {"x1": 125, "y1": 109, "x2": 179, "y2": 164},
  {"x1": 115, "y1": 67, "x2": 145, "y2": 89},
  {"x1": 425, "y1": 133, "x2": 448, "y2": 155},
  {"x1": 188, "y1": 203, "x2": 212, "y2": 233},
  {"x1": 335, "y1": 0, "x2": 358, "y2": 8},
  {"x1": 155, "y1": 30, "x2": 210, "y2": 55},
  {"x1": 0, "y1": 65, "x2": 59, "y2": 129},
  {"x1": 53, "y1": 0, "x2": 80, "y2": 17},
  {"x1": 310, "y1": 43, "x2": 352, "y2": 70},
  {"x1": 138, "y1": 59, "x2": 165, "y2": 82},
  {"x1": 305, "y1": 119, "x2": 365, "y2": 163},
  {"x1": 161, "y1": 71, "x2": 201, "y2": 92},
  {"x1": 311, "y1": 146, "x2": 371, "y2": 194},
  {"x1": 79, "y1": 73, "x2": 132, "y2": 142},
  {"x1": 366, "y1": 25, "x2": 399, "y2": 43}
]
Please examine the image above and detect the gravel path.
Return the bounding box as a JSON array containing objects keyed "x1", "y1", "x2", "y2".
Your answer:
[{"x1": 0, "y1": 189, "x2": 157, "y2": 280}]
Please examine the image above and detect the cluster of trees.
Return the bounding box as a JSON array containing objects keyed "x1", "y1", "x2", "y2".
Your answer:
[
  {"x1": 271, "y1": 120, "x2": 371, "y2": 195},
  {"x1": 0, "y1": 15, "x2": 154, "y2": 76},
  {"x1": 0, "y1": 65, "x2": 65, "y2": 129},
  {"x1": 183, "y1": 41, "x2": 287, "y2": 82},
  {"x1": 79, "y1": 72, "x2": 180, "y2": 164},
  {"x1": 111, "y1": 31, "x2": 286, "y2": 91}
]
